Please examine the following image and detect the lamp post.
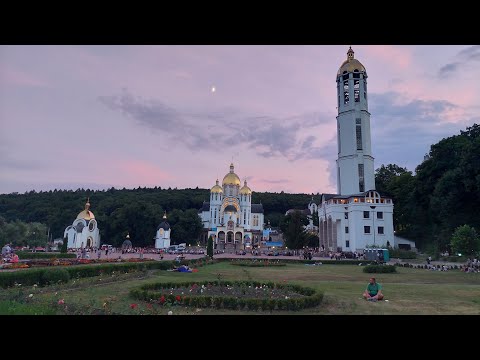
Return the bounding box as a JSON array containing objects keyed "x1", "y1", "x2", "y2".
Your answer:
[{"x1": 370, "y1": 206, "x2": 376, "y2": 246}]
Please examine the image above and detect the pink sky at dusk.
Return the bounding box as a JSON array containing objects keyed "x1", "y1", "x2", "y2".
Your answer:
[{"x1": 1, "y1": 45, "x2": 479, "y2": 195}]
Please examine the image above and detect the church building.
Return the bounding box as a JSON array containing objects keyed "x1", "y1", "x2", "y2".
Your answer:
[
  {"x1": 64, "y1": 198, "x2": 101, "y2": 249},
  {"x1": 317, "y1": 47, "x2": 394, "y2": 252},
  {"x1": 155, "y1": 211, "x2": 171, "y2": 249},
  {"x1": 198, "y1": 163, "x2": 264, "y2": 251}
]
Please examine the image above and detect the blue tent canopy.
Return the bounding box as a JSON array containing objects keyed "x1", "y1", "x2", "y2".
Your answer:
[{"x1": 265, "y1": 241, "x2": 283, "y2": 247}]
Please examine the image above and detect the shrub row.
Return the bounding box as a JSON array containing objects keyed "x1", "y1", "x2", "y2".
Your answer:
[
  {"x1": 388, "y1": 249, "x2": 417, "y2": 259},
  {"x1": 16, "y1": 251, "x2": 77, "y2": 259},
  {"x1": 216, "y1": 258, "x2": 364, "y2": 265},
  {"x1": 0, "y1": 256, "x2": 217, "y2": 289},
  {"x1": 363, "y1": 265, "x2": 397, "y2": 273},
  {"x1": 130, "y1": 280, "x2": 323, "y2": 311}
]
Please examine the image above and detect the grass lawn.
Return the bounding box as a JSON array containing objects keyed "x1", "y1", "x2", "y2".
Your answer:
[{"x1": 1, "y1": 262, "x2": 479, "y2": 315}]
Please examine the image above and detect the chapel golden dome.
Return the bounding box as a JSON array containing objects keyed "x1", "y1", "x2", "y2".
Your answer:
[
  {"x1": 222, "y1": 163, "x2": 241, "y2": 186},
  {"x1": 211, "y1": 179, "x2": 223, "y2": 193},
  {"x1": 76, "y1": 197, "x2": 95, "y2": 220},
  {"x1": 337, "y1": 47, "x2": 366, "y2": 76},
  {"x1": 240, "y1": 180, "x2": 252, "y2": 194}
]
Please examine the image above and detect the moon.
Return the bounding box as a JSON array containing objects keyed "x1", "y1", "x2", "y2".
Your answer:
[{"x1": 211, "y1": 86, "x2": 216, "y2": 93}]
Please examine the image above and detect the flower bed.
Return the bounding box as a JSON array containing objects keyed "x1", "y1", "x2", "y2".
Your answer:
[{"x1": 130, "y1": 280, "x2": 323, "y2": 311}]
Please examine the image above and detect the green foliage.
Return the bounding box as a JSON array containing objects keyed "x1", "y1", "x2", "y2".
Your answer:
[
  {"x1": 450, "y1": 224, "x2": 480, "y2": 256},
  {"x1": 280, "y1": 210, "x2": 310, "y2": 249},
  {"x1": 0, "y1": 300, "x2": 56, "y2": 315},
  {"x1": 363, "y1": 265, "x2": 397, "y2": 273},
  {"x1": 61, "y1": 238, "x2": 68, "y2": 253},
  {"x1": 375, "y1": 123, "x2": 480, "y2": 252},
  {"x1": 0, "y1": 188, "x2": 319, "y2": 247},
  {"x1": 0, "y1": 217, "x2": 47, "y2": 248},
  {"x1": 41, "y1": 268, "x2": 71, "y2": 285},
  {"x1": 388, "y1": 249, "x2": 417, "y2": 259},
  {"x1": 207, "y1": 236, "x2": 213, "y2": 258}
]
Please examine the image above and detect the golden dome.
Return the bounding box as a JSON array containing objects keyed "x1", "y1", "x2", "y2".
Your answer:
[
  {"x1": 337, "y1": 47, "x2": 366, "y2": 76},
  {"x1": 222, "y1": 163, "x2": 241, "y2": 186},
  {"x1": 240, "y1": 180, "x2": 252, "y2": 194},
  {"x1": 76, "y1": 198, "x2": 95, "y2": 220},
  {"x1": 76, "y1": 210, "x2": 95, "y2": 221},
  {"x1": 211, "y1": 179, "x2": 223, "y2": 193}
]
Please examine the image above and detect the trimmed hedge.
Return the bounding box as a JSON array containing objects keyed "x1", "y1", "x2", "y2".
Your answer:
[
  {"x1": 16, "y1": 252, "x2": 77, "y2": 259},
  {"x1": 388, "y1": 249, "x2": 417, "y2": 259},
  {"x1": 130, "y1": 280, "x2": 323, "y2": 311},
  {"x1": 0, "y1": 256, "x2": 217, "y2": 289},
  {"x1": 363, "y1": 265, "x2": 397, "y2": 273},
  {"x1": 217, "y1": 258, "x2": 364, "y2": 265}
]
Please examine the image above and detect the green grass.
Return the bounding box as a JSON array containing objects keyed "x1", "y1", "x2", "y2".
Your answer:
[{"x1": 2, "y1": 262, "x2": 480, "y2": 314}]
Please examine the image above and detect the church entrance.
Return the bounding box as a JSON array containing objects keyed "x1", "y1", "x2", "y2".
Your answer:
[
  {"x1": 226, "y1": 232, "x2": 234, "y2": 253},
  {"x1": 87, "y1": 237, "x2": 92, "y2": 247}
]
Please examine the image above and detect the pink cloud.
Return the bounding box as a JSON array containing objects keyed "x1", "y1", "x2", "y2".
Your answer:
[
  {"x1": 362, "y1": 45, "x2": 412, "y2": 70},
  {"x1": 114, "y1": 159, "x2": 172, "y2": 187},
  {"x1": 0, "y1": 64, "x2": 49, "y2": 88}
]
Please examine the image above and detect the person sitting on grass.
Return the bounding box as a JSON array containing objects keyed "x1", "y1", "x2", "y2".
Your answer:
[{"x1": 363, "y1": 277, "x2": 384, "y2": 301}]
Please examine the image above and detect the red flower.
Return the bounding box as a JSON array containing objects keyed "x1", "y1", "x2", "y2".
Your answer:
[
  {"x1": 147, "y1": 303, "x2": 153, "y2": 309},
  {"x1": 130, "y1": 303, "x2": 138, "y2": 309},
  {"x1": 159, "y1": 295, "x2": 166, "y2": 304},
  {"x1": 58, "y1": 299, "x2": 65, "y2": 305},
  {"x1": 175, "y1": 295, "x2": 181, "y2": 302}
]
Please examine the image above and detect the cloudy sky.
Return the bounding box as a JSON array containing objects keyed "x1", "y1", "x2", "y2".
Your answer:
[{"x1": 1, "y1": 45, "x2": 479, "y2": 195}]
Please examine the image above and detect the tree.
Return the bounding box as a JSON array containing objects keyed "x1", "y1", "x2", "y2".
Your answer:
[
  {"x1": 450, "y1": 225, "x2": 480, "y2": 256},
  {"x1": 280, "y1": 210, "x2": 310, "y2": 249},
  {"x1": 61, "y1": 237, "x2": 68, "y2": 253},
  {"x1": 207, "y1": 236, "x2": 213, "y2": 258}
]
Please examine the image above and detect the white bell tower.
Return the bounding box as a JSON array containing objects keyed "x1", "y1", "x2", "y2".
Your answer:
[{"x1": 336, "y1": 47, "x2": 375, "y2": 195}]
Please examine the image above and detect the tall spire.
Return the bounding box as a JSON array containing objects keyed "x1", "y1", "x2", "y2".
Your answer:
[
  {"x1": 347, "y1": 46, "x2": 354, "y2": 60},
  {"x1": 163, "y1": 210, "x2": 167, "y2": 219},
  {"x1": 229, "y1": 163, "x2": 234, "y2": 173},
  {"x1": 85, "y1": 197, "x2": 90, "y2": 210}
]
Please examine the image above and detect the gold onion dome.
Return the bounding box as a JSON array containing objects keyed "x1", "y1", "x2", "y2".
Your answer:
[
  {"x1": 337, "y1": 47, "x2": 366, "y2": 76},
  {"x1": 211, "y1": 179, "x2": 223, "y2": 193},
  {"x1": 222, "y1": 163, "x2": 241, "y2": 186},
  {"x1": 76, "y1": 197, "x2": 95, "y2": 220},
  {"x1": 240, "y1": 180, "x2": 252, "y2": 194}
]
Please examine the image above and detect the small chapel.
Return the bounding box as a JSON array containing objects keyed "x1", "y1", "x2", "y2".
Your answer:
[{"x1": 64, "y1": 198, "x2": 101, "y2": 249}]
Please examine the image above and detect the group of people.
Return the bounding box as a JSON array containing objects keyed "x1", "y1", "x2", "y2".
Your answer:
[{"x1": 1, "y1": 243, "x2": 19, "y2": 264}]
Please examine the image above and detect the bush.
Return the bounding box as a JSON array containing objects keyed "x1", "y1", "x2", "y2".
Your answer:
[
  {"x1": 363, "y1": 265, "x2": 397, "y2": 273},
  {"x1": 388, "y1": 249, "x2": 417, "y2": 259},
  {"x1": 41, "y1": 268, "x2": 70, "y2": 285}
]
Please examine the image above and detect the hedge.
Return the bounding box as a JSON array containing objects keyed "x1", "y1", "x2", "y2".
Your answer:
[
  {"x1": 363, "y1": 265, "x2": 397, "y2": 273},
  {"x1": 0, "y1": 256, "x2": 216, "y2": 289},
  {"x1": 388, "y1": 249, "x2": 417, "y2": 259},
  {"x1": 216, "y1": 258, "x2": 364, "y2": 265},
  {"x1": 130, "y1": 280, "x2": 323, "y2": 311}
]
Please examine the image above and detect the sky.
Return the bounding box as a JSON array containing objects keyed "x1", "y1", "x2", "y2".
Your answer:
[{"x1": 1, "y1": 45, "x2": 479, "y2": 195}]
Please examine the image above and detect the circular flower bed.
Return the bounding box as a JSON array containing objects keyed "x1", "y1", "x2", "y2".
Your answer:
[{"x1": 130, "y1": 280, "x2": 323, "y2": 311}]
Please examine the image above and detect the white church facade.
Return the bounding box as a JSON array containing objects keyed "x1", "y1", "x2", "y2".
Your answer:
[
  {"x1": 317, "y1": 47, "x2": 395, "y2": 252},
  {"x1": 198, "y1": 163, "x2": 264, "y2": 252},
  {"x1": 64, "y1": 198, "x2": 101, "y2": 249},
  {"x1": 155, "y1": 211, "x2": 171, "y2": 249}
]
